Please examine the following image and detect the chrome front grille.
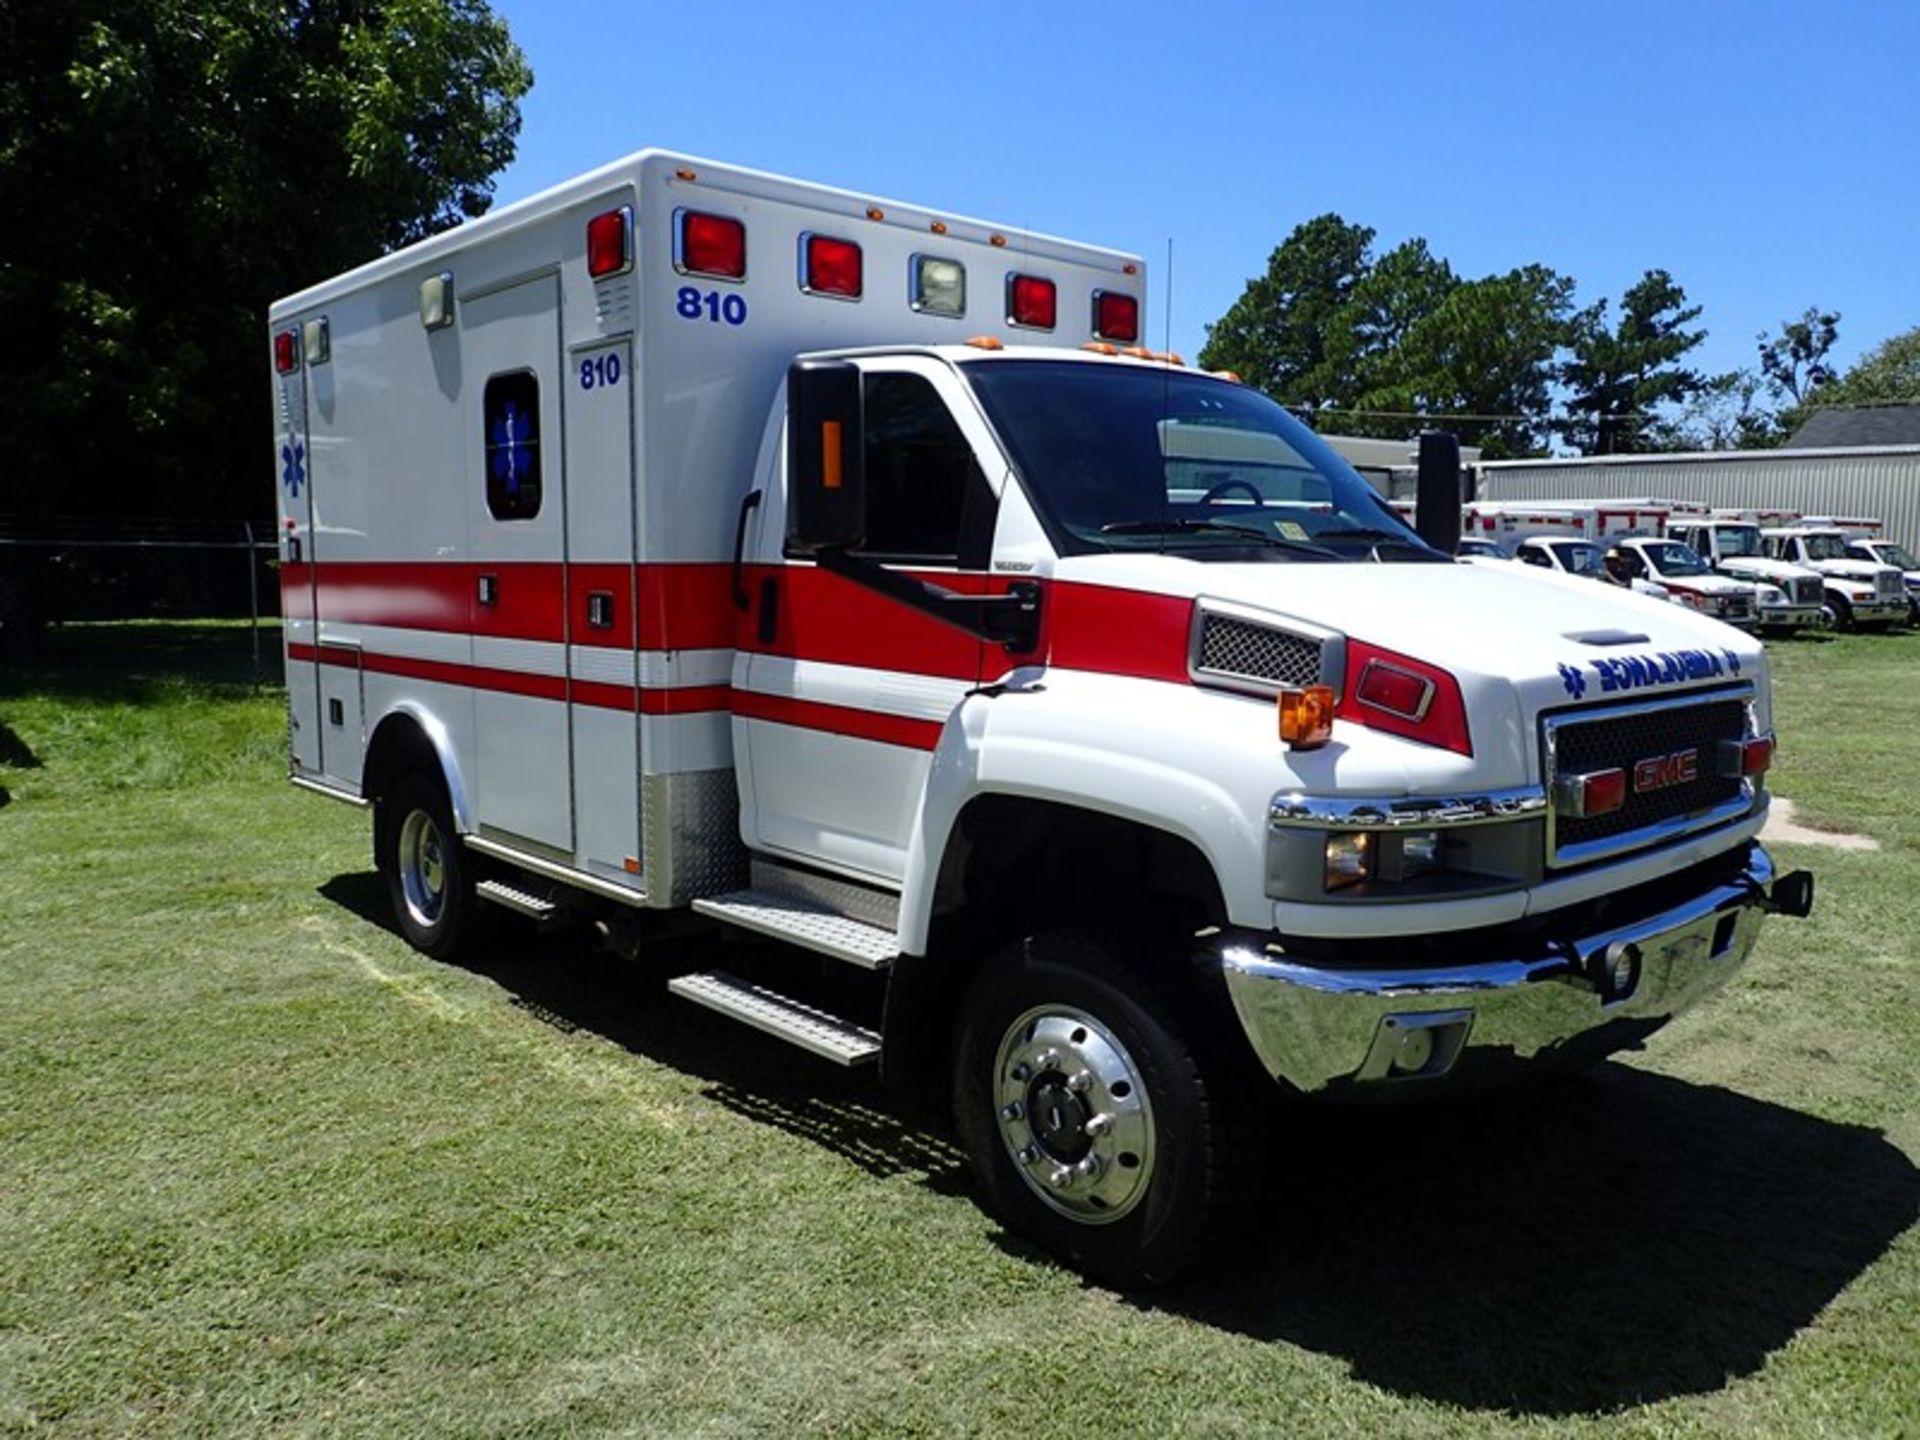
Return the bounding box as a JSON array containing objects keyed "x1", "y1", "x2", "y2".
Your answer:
[
  {"x1": 1545, "y1": 691, "x2": 1751, "y2": 866},
  {"x1": 1192, "y1": 608, "x2": 1329, "y2": 693},
  {"x1": 1791, "y1": 576, "x2": 1822, "y2": 606},
  {"x1": 1877, "y1": 571, "x2": 1902, "y2": 601},
  {"x1": 1722, "y1": 594, "x2": 1753, "y2": 618}
]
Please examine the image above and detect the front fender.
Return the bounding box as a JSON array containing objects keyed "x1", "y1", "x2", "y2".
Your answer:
[{"x1": 897, "y1": 672, "x2": 1272, "y2": 954}]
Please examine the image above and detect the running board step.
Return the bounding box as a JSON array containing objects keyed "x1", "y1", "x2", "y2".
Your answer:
[
  {"x1": 667, "y1": 972, "x2": 881, "y2": 1066},
  {"x1": 691, "y1": 888, "x2": 899, "y2": 970},
  {"x1": 476, "y1": 878, "x2": 559, "y2": 920}
]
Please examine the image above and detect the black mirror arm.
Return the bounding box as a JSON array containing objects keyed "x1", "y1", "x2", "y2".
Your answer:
[{"x1": 815, "y1": 547, "x2": 1040, "y2": 652}]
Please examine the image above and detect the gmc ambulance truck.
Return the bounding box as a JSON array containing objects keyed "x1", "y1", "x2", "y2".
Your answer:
[{"x1": 271, "y1": 152, "x2": 1812, "y2": 1282}]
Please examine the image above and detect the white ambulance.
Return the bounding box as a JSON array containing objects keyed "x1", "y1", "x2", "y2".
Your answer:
[{"x1": 270, "y1": 151, "x2": 1812, "y2": 1283}]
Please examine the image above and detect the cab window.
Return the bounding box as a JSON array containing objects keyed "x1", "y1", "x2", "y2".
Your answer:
[{"x1": 860, "y1": 372, "x2": 991, "y2": 566}]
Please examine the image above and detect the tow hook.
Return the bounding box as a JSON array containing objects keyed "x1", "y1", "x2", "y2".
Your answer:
[{"x1": 1760, "y1": 868, "x2": 1816, "y2": 919}]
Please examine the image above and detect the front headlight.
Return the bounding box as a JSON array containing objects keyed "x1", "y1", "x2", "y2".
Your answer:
[
  {"x1": 1758, "y1": 584, "x2": 1785, "y2": 605},
  {"x1": 1323, "y1": 833, "x2": 1373, "y2": 891}
]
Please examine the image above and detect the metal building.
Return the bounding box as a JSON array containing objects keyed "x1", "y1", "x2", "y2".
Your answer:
[{"x1": 1475, "y1": 446, "x2": 1920, "y2": 547}]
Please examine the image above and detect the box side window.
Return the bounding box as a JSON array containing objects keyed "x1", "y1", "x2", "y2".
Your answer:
[{"x1": 484, "y1": 371, "x2": 542, "y2": 521}]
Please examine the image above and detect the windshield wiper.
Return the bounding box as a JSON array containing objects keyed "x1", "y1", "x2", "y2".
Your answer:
[
  {"x1": 1312, "y1": 525, "x2": 1432, "y2": 545},
  {"x1": 1100, "y1": 518, "x2": 1339, "y2": 558}
]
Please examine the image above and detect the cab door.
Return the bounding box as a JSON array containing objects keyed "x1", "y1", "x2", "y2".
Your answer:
[
  {"x1": 463, "y1": 276, "x2": 573, "y2": 853},
  {"x1": 734, "y1": 359, "x2": 1000, "y2": 884}
]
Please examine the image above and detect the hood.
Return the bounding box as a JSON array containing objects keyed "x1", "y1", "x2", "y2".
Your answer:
[
  {"x1": 1810, "y1": 558, "x2": 1896, "y2": 583},
  {"x1": 1659, "y1": 571, "x2": 1750, "y2": 596},
  {"x1": 1049, "y1": 553, "x2": 1767, "y2": 788},
  {"x1": 1717, "y1": 557, "x2": 1812, "y2": 584}
]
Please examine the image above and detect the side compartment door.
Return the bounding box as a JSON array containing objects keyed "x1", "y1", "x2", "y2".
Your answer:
[
  {"x1": 564, "y1": 337, "x2": 639, "y2": 882},
  {"x1": 464, "y1": 276, "x2": 574, "y2": 853},
  {"x1": 274, "y1": 345, "x2": 322, "y2": 775},
  {"x1": 735, "y1": 360, "x2": 997, "y2": 883}
]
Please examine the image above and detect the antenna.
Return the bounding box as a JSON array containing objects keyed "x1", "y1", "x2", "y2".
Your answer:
[{"x1": 1163, "y1": 236, "x2": 1174, "y2": 356}]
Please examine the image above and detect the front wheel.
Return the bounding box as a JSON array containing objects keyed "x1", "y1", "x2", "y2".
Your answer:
[
  {"x1": 378, "y1": 773, "x2": 476, "y2": 959},
  {"x1": 1827, "y1": 595, "x2": 1855, "y2": 632},
  {"x1": 952, "y1": 928, "x2": 1247, "y2": 1286}
]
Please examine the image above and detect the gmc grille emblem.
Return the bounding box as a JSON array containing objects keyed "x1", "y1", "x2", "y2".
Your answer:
[{"x1": 1633, "y1": 748, "x2": 1699, "y2": 792}]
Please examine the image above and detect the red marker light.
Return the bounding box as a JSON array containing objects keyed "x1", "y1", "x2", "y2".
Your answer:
[
  {"x1": 1093, "y1": 290, "x2": 1139, "y2": 342},
  {"x1": 273, "y1": 329, "x2": 299, "y2": 374},
  {"x1": 804, "y1": 234, "x2": 862, "y2": 297},
  {"x1": 1355, "y1": 660, "x2": 1434, "y2": 720},
  {"x1": 1009, "y1": 273, "x2": 1056, "y2": 329},
  {"x1": 587, "y1": 207, "x2": 631, "y2": 278},
  {"x1": 1557, "y1": 768, "x2": 1627, "y2": 818},
  {"x1": 680, "y1": 210, "x2": 745, "y2": 279}
]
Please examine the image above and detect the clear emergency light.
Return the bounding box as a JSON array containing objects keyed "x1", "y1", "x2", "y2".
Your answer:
[
  {"x1": 1093, "y1": 290, "x2": 1139, "y2": 343},
  {"x1": 1008, "y1": 274, "x2": 1056, "y2": 330},
  {"x1": 587, "y1": 207, "x2": 633, "y2": 278},
  {"x1": 419, "y1": 272, "x2": 455, "y2": 330},
  {"x1": 911, "y1": 255, "x2": 966, "y2": 317},
  {"x1": 302, "y1": 317, "x2": 330, "y2": 366},
  {"x1": 678, "y1": 210, "x2": 746, "y2": 279},
  {"x1": 802, "y1": 234, "x2": 863, "y2": 298}
]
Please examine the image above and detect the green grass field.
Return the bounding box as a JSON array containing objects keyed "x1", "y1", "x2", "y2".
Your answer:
[{"x1": 3, "y1": 622, "x2": 1917, "y2": 1436}]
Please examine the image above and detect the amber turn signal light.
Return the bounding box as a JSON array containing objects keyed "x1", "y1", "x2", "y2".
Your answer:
[{"x1": 1279, "y1": 685, "x2": 1335, "y2": 750}]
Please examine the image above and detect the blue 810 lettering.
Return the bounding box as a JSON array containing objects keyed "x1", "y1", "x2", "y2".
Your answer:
[
  {"x1": 675, "y1": 286, "x2": 747, "y2": 327},
  {"x1": 578, "y1": 353, "x2": 622, "y2": 390}
]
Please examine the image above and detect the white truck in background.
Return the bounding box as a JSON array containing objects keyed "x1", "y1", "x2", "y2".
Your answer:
[
  {"x1": 269, "y1": 150, "x2": 1813, "y2": 1284},
  {"x1": 1665, "y1": 518, "x2": 1826, "y2": 634},
  {"x1": 1760, "y1": 526, "x2": 1908, "y2": 630}
]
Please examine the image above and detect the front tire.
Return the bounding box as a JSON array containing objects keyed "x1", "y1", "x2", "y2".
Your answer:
[
  {"x1": 1827, "y1": 595, "x2": 1855, "y2": 632},
  {"x1": 952, "y1": 928, "x2": 1246, "y2": 1286},
  {"x1": 378, "y1": 773, "x2": 476, "y2": 959}
]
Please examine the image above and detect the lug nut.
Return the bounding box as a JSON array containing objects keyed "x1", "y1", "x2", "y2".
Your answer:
[
  {"x1": 1076, "y1": 1155, "x2": 1102, "y2": 1179},
  {"x1": 1048, "y1": 1167, "x2": 1074, "y2": 1189},
  {"x1": 1083, "y1": 1113, "x2": 1113, "y2": 1138},
  {"x1": 1016, "y1": 1146, "x2": 1039, "y2": 1165},
  {"x1": 1011, "y1": 1062, "x2": 1032, "y2": 1082},
  {"x1": 1037, "y1": 1049, "x2": 1062, "y2": 1071},
  {"x1": 1001, "y1": 1101, "x2": 1024, "y2": 1121},
  {"x1": 1066, "y1": 1069, "x2": 1093, "y2": 1094}
]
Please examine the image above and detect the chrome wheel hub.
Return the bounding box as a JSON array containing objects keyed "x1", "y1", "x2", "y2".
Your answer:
[
  {"x1": 398, "y1": 808, "x2": 446, "y2": 927},
  {"x1": 993, "y1": 1006, "x2": 1154, "y2": 1223}
]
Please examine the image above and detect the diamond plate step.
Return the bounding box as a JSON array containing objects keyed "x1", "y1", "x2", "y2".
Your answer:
[
  {"x1": 476, "y1": 878, "x2": 558, "y2": 920},
  {"x1": 667, "y1": 971, "x2": 881, "y2": 1066},
  {"x1": 691, "y1": 888, "x2": 898, "y2": 970}
]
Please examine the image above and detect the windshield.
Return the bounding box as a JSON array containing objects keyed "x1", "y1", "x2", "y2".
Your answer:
[
  {"x1": 1551, "y1": 541, "x2": 1606, "y2": 575},
  {"x1": 1800, "y1": 532, "x2": 1850, "y2": 560},
  {"x1": 1714, "y1": 525, "x2": 1762, "y2": 557},
  {"x1": 1871, "y1": 542, "x2": 1918, "y2": 570},
  {"x1": 1642, "y1": 541, "x2": 1711, "y2": 577},
  {"x1": 961, "y1": 360, "x2": 1439, "y2": 562}
]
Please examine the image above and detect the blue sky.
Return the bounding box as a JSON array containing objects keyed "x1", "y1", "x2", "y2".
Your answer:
[{"x1": 487, "y1": 0, "x2": 1918, "y2": 405}]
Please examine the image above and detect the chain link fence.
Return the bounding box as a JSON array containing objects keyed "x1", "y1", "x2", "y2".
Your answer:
[{"x1": 0, "y1": 515, "x2": 278, "y2": 668}]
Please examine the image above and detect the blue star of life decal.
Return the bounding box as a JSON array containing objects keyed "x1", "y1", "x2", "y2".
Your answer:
[
  {"x1": 490, "y1": 403, "x2": 533, "y2": 494},
  {"x1": 280, "y1": 437, "x2": 305, "y2": 499},
  {"x1": 1557, "y1": 663, "x2": 1587, "y2": 699}
]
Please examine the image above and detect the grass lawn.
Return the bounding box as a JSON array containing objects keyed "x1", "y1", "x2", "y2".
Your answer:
[{"x1": 2, "y1": 621, "x2": 1917, "y2": 1436}]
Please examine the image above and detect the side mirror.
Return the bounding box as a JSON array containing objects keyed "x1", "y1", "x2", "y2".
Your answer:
[
  {"x1": 1414, "y1": 431, "x2": 1462, "y2": 554},
  {"x1": 787, "y1": 360, "x2": 865, "y2": 552}
]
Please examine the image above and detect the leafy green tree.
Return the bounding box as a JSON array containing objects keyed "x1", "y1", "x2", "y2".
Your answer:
[
  {"x1": 1558, "y1": 270, "x2": 1709, "y2": 455},
  {"x1": 1316, "y1": 239, "x2": 1458, "y2": 436},
  {"x1": 1360, "y1": 265, "x2": 1577, "y2": 458},
  {"x1": 1758, "y1": 306, "x2": 1841, "y2": 406},
  {"x1": 1806, "y1": 325, "x2": 1920, "y2": 409},
  {"x1": 0, "y1": 0, "x2": 532, "y2": 522},
  {"x1": 1197, "y1": 214, "x2": 1375, "y2": 412},
  {"x1": 1647, "y1": 369, "x2": 1782, "y2": 452}
]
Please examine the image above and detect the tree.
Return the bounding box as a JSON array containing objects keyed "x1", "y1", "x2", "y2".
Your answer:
[
  {"x1": 1647, "y1": 369, "x2": 1781, "y2": 452},
  {"x1": 1359, "y1": 265, "x2": 1576, "y2": 458},
  {"x1": 1558, "y1": 270, "x2": 1710, "y2": 455},
  {"x1": 0, "y1": 1, "x2": 532, "y2": 523},
  {"x1": 1197, "y1": 214, "x2": 1375, "y2": 411},
  {"x1": 1757, "y1": 306, "x2": 1841, "y2": 405},
  {"x1": 1314, "y1": 239, "x2": 1458, "y2": 436},
  {"x1": 1807, "y1": 326, "x2": 1920, "y2": 409}
]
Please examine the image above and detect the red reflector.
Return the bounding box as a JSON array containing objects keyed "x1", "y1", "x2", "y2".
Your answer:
[
  {"x1": 805, "y1": 234, "x2": 863, "y2": 298},
  {"x1": 1094, "y1": 290, "x2": 1139, "y2": 342},
  {"x1": 1009, "y1": 273, "x2": 1056, "y2": 329},
  {"x1": 681, "y1": 211, "x2": 745, "y2": 278},
  {"x1": 1743, "y1": 737, "x2": 1774, "y2": 776},
  {"x1": 1579, "y1": 769, "x2": 1627, "y2": 817},
  {"x1": 587, "y1": 207, "x2": 630, "y2": 278},
  {"x1": 1355, "y1": 660, "x2": 1434, "y2": 720},
  {"x1": 273, "y1": 329, "x2": 298, "y2": 374}
]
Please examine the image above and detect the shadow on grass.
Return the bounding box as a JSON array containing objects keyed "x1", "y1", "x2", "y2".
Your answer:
[
  {"x1": 0, "y1": 620, "x2": 283, "y2": 703},
  {"x1": 320, "y1": 869, "x2": 1919, "y2": 1416}
]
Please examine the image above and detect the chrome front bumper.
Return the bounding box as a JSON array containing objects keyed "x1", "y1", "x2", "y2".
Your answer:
[
  {"x1": 1850, "y1": 600, "x2": 1909, "y2": 624},
  {"x1": 1219, "y1": 845, "x2": 1808, "y2": 1096},
  {"x1": 1756, "y1": 603, "x2": 1824, "y2": 630}
]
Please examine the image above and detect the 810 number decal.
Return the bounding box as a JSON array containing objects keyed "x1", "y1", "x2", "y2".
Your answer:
[
  {"x1": 677, "y1": 285, "x2": 747, "y2": 326},
  {"x1": 579, "y1": 352, "x2": 622, "y2": 389}
]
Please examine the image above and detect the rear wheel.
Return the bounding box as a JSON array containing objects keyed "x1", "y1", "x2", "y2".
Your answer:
[
  {"x1": 952, "y1": 927, "x2": 1247, "y2": 1286},
  {"x1": 378, "y1": 773, "x2": 476, "y2": 959}
]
